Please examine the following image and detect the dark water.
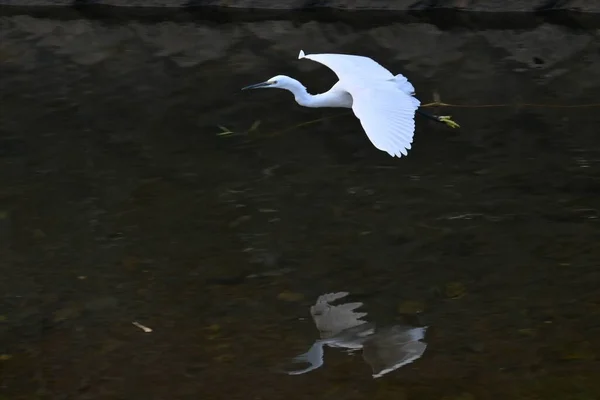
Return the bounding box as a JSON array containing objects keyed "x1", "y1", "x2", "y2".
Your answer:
[{"x1": 1, "y1": 16, "x2": 600, "y2": 399}]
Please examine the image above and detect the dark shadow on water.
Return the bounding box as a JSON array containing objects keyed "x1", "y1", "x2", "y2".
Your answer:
[{"x1": 1, "y1": 14, "x2": 600, "y2": 400}]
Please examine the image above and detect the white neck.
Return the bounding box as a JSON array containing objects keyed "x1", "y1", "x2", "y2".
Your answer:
[{"x1": 283, "y1": 78, "x2": 351, "y2": 108}]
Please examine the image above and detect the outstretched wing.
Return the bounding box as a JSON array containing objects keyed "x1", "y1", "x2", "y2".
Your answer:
[
  {"x1": 299, "y1": 50, "x2": 420, "y2": 158},
  {"x1": 362, "y1": 325, "x2": 428, "y2": 378},
  {"x1": 310, "y1": 292, "x2": 369, "y2": 339},
  {"x1": 286, "y1": 341, "x2": 326, "y2": 375},
  {"x1": 298, "y1": 50, "x2": 394, "y2": 82},
  {"x1": 351, "y1": 83, "x2": 421, "y2": 158}
]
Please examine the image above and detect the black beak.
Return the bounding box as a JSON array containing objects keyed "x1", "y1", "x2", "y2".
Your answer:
[{"x1": 241, "y1": 81, "x2": 271, "y2": 90}]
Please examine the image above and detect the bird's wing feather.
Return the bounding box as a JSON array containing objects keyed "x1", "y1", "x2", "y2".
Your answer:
[
  {"x1": 310, "y1": 293, "x2": 369, "y2": 339},
  {"x1": 362, "y1": 325, "x2": 428, "y2": 379},
  {"x1": 349, "y1": 83, "x2": 421, "y2": 158},
  {"x1": 394, "y1": 74, "x2": 416, "y2": 95},
  {"x1": 286, "y1": 341, "x2": 326, "y2": 375},
  {"x1": 299, "y1": 50, "x2": 394, "y2": 82}
]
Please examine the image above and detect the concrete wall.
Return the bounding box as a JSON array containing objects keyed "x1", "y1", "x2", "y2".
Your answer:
[{"x1": 1, "y1": 0, "x2": 599, "y2": 15}]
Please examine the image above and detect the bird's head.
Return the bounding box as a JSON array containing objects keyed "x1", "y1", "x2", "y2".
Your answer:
[{"x1": 241, "y1": 75, "x2": 300, "y2": 91}]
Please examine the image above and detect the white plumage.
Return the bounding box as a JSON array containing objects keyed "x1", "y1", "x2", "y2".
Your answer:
[{"x1": 242, "y1": 50, "x2": 426, "y2": 158}]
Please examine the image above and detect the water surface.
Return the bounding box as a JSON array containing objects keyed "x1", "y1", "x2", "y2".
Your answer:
[{"x1": 1, "y1": 16, "x2": 599, "y2": 399}]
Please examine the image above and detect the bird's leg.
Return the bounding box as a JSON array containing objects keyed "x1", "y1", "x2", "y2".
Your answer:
[{"x1": 416, "y1": 109, "x2": 460, "y2": 128}]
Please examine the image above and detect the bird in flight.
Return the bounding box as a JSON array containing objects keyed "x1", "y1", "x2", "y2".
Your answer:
[{"x1": 242, "y1": 50, "x2": 459, "y2": 158}]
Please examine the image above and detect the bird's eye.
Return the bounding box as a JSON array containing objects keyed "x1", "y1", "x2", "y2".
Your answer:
[{"x1": 272, "y1": 80, "x2": 278, "y2": 84}]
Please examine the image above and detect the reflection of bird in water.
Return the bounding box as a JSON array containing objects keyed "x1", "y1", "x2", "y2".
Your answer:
[{"x1": 286, "y1": 292, "x2": 427, "y2": 378}]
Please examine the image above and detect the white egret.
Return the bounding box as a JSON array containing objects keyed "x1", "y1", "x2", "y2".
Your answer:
[
  {"x1": 284, "y1": 292, "x2": 428, "y2": 378},
  {"x1": 242, "y1": 50, "x2": 459, "y2": 158}
]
